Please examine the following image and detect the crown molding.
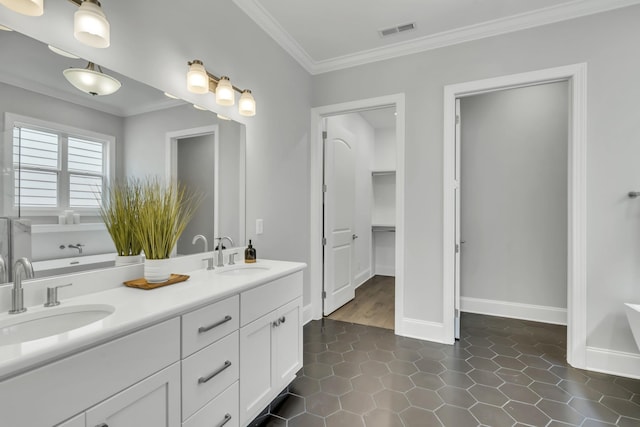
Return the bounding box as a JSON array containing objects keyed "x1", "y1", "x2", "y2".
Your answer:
[{"x1": 234, "y1": 0, "x2": 640, "y2": 75}]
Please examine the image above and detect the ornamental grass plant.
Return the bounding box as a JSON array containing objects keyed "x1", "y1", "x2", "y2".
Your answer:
[
  {"x1": 99, "y1": 178, "x2": 143, "y2": 257},
  {"x1": 134, "y1": 177, "x2": 203, "y2": 260}
]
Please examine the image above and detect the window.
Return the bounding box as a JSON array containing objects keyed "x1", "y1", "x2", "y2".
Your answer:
[{"x1": 9, "y1": 115, "x2": 114, "y2": 214}]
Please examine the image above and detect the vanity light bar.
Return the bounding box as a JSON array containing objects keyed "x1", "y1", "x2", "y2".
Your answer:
[{"x1": 186, "y1": 60, "x2": 256, "y2": 117}]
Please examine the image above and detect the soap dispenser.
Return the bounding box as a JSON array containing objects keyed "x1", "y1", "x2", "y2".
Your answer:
[{"x1": 245, "y1": 240, "x2": 256, "y2": 263}]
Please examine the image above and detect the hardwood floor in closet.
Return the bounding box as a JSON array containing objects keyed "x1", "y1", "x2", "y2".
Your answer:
[{"x1": 327, "y1": 275, "x2": 395, "y2": 329}]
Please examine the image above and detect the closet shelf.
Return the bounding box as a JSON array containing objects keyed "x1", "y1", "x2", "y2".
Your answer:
[
  {"x1": 372, "y1": 170, "x2": 396, "y2": 176},
  {"x1": 372, "y1": 225, "x2": 395, "y2": 232}
]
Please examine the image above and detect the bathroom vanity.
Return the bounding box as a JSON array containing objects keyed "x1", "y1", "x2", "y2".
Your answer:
[{"x1": 0, "y1": 259, "x2": 305, "y2": 427}]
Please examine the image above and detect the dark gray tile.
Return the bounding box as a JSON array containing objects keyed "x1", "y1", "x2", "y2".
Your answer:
[
  {"x1": 325, "y1": 410, "x2": 365, "y2": 427},
  {"x1": 339, "y1": 390, "x2": 375, "y2": 415},
  {"x1": 250, "y1": 315, "x2": 640, "y2": 427},
  {"x1": 536, "y1": 398, "x2": 585, "y2": 424},
  {"x1": 380, "y1": 373, "x2": 414, "y2": 392},
  {"x1": 406, "y1": 387, "x2": 444, "y2": 410},
  {"x1": 372, "y1": 389, "x2": 410, "y2": 412},
  {"x1": 435, "y1": 404, "x2": 479, "y2": 427},
  {"x1": 400, "y1": 407, "x2": 443, "y2": 427},
  {"x1": 437, "y1": 385, "x2": 476, "y2": 409},
  {"x1": 504, "y1": 401, "x2": 550, "y2": 425},
  {"x1": 363, "y1": 408, "x2": 403, "y2": 427},
  {"x1": 470, "y1": 403, "x2": 516, "y2": 427},
  {"x1": 468, "y1": 384, "x2": 509, "y2": 406}
]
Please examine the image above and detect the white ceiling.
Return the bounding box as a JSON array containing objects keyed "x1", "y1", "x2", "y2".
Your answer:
[{"x1": 234, "y1": 0, "x2": 640, "y2": 74}]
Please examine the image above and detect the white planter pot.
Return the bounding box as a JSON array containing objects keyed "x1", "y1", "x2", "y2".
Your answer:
[
  {"x1": 115, "y1": 254, "x2": 143, "y2": 266},
  {"x1": 144, "y1": 258, "x2": 171, "y2": 283}
]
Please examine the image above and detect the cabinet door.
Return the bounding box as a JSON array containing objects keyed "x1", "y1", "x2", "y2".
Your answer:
[
  {"x1": 273, "y1": 297, "x2": 302, "y2": 390},
  {"x1": 239, "y1": 313, "x2": 273, "y2": 425},
  {"x1": 85, "y1": 363, "x2": 180, "y2": 427}
]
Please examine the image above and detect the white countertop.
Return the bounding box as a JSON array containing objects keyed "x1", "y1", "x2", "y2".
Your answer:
[{"x1": 0, "y1": 259, "x2": 306, "y2": 381}]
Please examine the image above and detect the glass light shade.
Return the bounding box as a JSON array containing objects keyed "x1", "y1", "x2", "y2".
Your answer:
[
  {"x1": 193, "y1": 104, "x2": 208, "y2": 111},
  {"x1": 48, "y1": 45, "x2": 80, "y2": 59},
  {"x1": 215, "y1": 76, "x2": 235, "y2": 106},
  {"x1": 0, "y1": 24, "x2": 14, "y2": 31},
  {"x1": 74, "y1": 0, "x2": 110, "y2": 48},
  {"x1": 187, "y1": 61, "x2": 209, "y2": 94},
  {"x1": 0, "y1": 0, "x2": 43, "y2": 16},
  {"x1": 164, "y1": 92, "x2": 179, "y2": 99},
  {"x1": 63, "y1": 64, "x2": 121, "y2": 96},
  {"x1": 239, "y1": 90, "x2": 256, "y2": 117}
]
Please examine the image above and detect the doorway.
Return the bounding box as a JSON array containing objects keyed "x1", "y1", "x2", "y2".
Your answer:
[
  {"x1": 457, "y1": 81, "x2": 569, "y2": 341},
  {"x1": 443, "y1": 64, "x2": 587, "y2": 368},
  {"x1": 309, "y1": 94, "x2": 406, "y2": 332},
  {"x1": 323, "y1": 108, "x2": 397, "y2": 330}
]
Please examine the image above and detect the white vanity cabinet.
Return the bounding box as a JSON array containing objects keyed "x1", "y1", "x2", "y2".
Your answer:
[{"x1": 239, "y1": 271, "x2": 303, "y2": 425}]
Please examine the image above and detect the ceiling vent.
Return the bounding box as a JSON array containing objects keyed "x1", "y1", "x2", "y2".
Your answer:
[{"x1": 379, "y1": 22, "x2": 416, "y2": 38}]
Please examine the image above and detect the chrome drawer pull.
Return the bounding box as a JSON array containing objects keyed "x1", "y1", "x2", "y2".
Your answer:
[
  {"x1": 219, "y1": 413, "x2": 232, "y2": 427},
  {"x1": 96, "y1": 424, "x2": 108, "y2": 427},
  {"x1": 198, "y1": 315, "x2": 232, "y2": 333},
  {"x1": 198, "y1": 360, "x2": 232, "y2": 384}
]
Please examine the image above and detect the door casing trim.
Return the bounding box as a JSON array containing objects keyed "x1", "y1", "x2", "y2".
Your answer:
[{"x1": 443, "y1": 63, "x2": 587, "y2": 367}]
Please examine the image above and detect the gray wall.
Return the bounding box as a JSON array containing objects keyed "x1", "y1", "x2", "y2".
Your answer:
[
  {"x1": 312, "y1": 5, "x2": 640, "y2": 354},
  {"x1": 176, "y1": 134, "x2": 215, "y2": 255},
  {"x1": 460, "y1": 82, "x2": 568, "y2": 308}
]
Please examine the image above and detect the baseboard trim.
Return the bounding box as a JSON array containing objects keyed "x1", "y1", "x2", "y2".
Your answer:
[
  {"x1": 355, "y1": 270, "x2": 372, "y2": 289},
  {"x1": 374, "y1": 265, "x2": 395, "y2": 277},
  {"x1": 400, "y1": 317, "x2": 451, "y2": 344},
  {"x1": 461, "y1": 296, "x2": 567, "y2": 325},
  {"x1": 303, "y1": 304, "x2": 314, "y2": 325},
  {"x1": 585, "y1": 346, "x2": 640, "y2": 379}
]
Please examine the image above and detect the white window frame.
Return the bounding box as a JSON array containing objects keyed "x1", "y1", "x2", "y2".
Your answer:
[{"x1": 3, "y1": 113, "x2": 115, "y2": 217}]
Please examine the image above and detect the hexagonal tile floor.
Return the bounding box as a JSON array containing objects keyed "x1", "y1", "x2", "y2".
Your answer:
[{"x1": 248, "y1": 313, "x2": 640, "y2": 426}]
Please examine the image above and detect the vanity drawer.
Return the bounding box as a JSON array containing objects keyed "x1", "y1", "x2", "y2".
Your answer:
[
  {"x1": 182, "y1": 294, "x2": 239, "y2": 357},
  {"x1": 182, "y1": 382, "x2": 239, "y2": 427},
  {"x1": 182, "y1": 330, "x2": 239, "y2": 420},
  {"x1": 241, "y1": 271, "x2": 302, "y2": 326}
]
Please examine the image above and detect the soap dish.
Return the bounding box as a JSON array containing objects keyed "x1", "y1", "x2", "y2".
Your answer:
[{"x1": 123, "y1": 274, "x2": 190, "y2": 290}]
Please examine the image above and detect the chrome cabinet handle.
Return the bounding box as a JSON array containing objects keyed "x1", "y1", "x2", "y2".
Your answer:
[
  {"x1": 219, "y1": 413, "x2": 232, "y2": 427},
  {"x1": 198, "y1": 315, "x2": 232, "y2": 333},
  {"x1": 352, "y1": 233, "x2": 358, "y2": 240},
  {"x1": 198, "y1": 360, "x2": 232, "y2": 384},
  {"x1": 96, "y1": 423, "x2": 108, "y2": 427},
  {"x1": 273, "y1": 316, "x2": 286, "y2": 327}
]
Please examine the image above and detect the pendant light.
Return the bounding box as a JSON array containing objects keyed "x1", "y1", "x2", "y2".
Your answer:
[
  {"x1": 239, "y1": 90, "x2": 256, "y2": 117},
  {"x1": 186, "y1": 60, "x2": 209, "y2": 94},
  {"x1": 74, "y1": 0, "x2": 110, "y2": 48},
  {"x1": 0, "y1": 0, "x2": 43, "y2": 16},
  {"x1": 63, "y1": 62, "x2": 121, "y2": 96},
  {"x1": 215, "y1": 76, "x2": 235, "y2": 106}
]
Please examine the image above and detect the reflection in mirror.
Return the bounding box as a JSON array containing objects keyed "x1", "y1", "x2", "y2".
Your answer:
[{"x1": 0, "y1": 30, "x2": 246, "y2": 283}]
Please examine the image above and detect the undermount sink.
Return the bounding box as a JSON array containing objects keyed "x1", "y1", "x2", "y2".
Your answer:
[
  {"x1": 0, "y1": 304, "x2": 115, "y2": 346},
  {"x1": 216, "y1": 265, "x2": 271, "y2": 276}
]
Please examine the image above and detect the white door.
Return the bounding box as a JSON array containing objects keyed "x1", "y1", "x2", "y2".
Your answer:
[
  {"x1": 323, "y1": 120, "x2": 356, "y2": 315},
  {"x1": 454, "y1": 99, "x2": 462, "y2": 340}
]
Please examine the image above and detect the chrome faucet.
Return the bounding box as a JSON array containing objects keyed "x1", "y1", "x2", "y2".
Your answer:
[
  {"x1": 10, "y1": 257, "x2": 34, "y2": 314},
  {"x1": 68, "y1": 243, "x2": 84, "y2": 254},
  {"x1": 192, "y1": 234, "x2": 208, "y2": 252},
  {"x1": 215, "y1": 236, "x2": 234, "y2": 267}
]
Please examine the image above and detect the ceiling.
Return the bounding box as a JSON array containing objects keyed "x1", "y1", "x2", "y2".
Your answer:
[{"x1": 233, "y1": 0, "x2": 640, "y2": 74}]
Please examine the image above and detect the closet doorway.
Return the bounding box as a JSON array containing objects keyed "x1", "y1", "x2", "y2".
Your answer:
[
  {"x1": 323, "y1": 108, "x2": 397, "y2": 330},
  {"x1": 304, "y1": 94, "x2": 405, "y2": 334}
]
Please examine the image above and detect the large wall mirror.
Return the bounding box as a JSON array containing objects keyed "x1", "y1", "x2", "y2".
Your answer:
[{"x1": 0, "y1": 29, "x2": 245, "y2": 283}]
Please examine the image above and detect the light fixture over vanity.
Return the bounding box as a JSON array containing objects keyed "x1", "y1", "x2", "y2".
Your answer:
[
  {"x1": 63, "y1": 61, "x2": 121, "y2": 96},
  {"x1": 186, "y1": 60, "x2": 256, "y2": 117},
  {"x1": 0, "y1": 0, "x2": 110, "y2": 48}
]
